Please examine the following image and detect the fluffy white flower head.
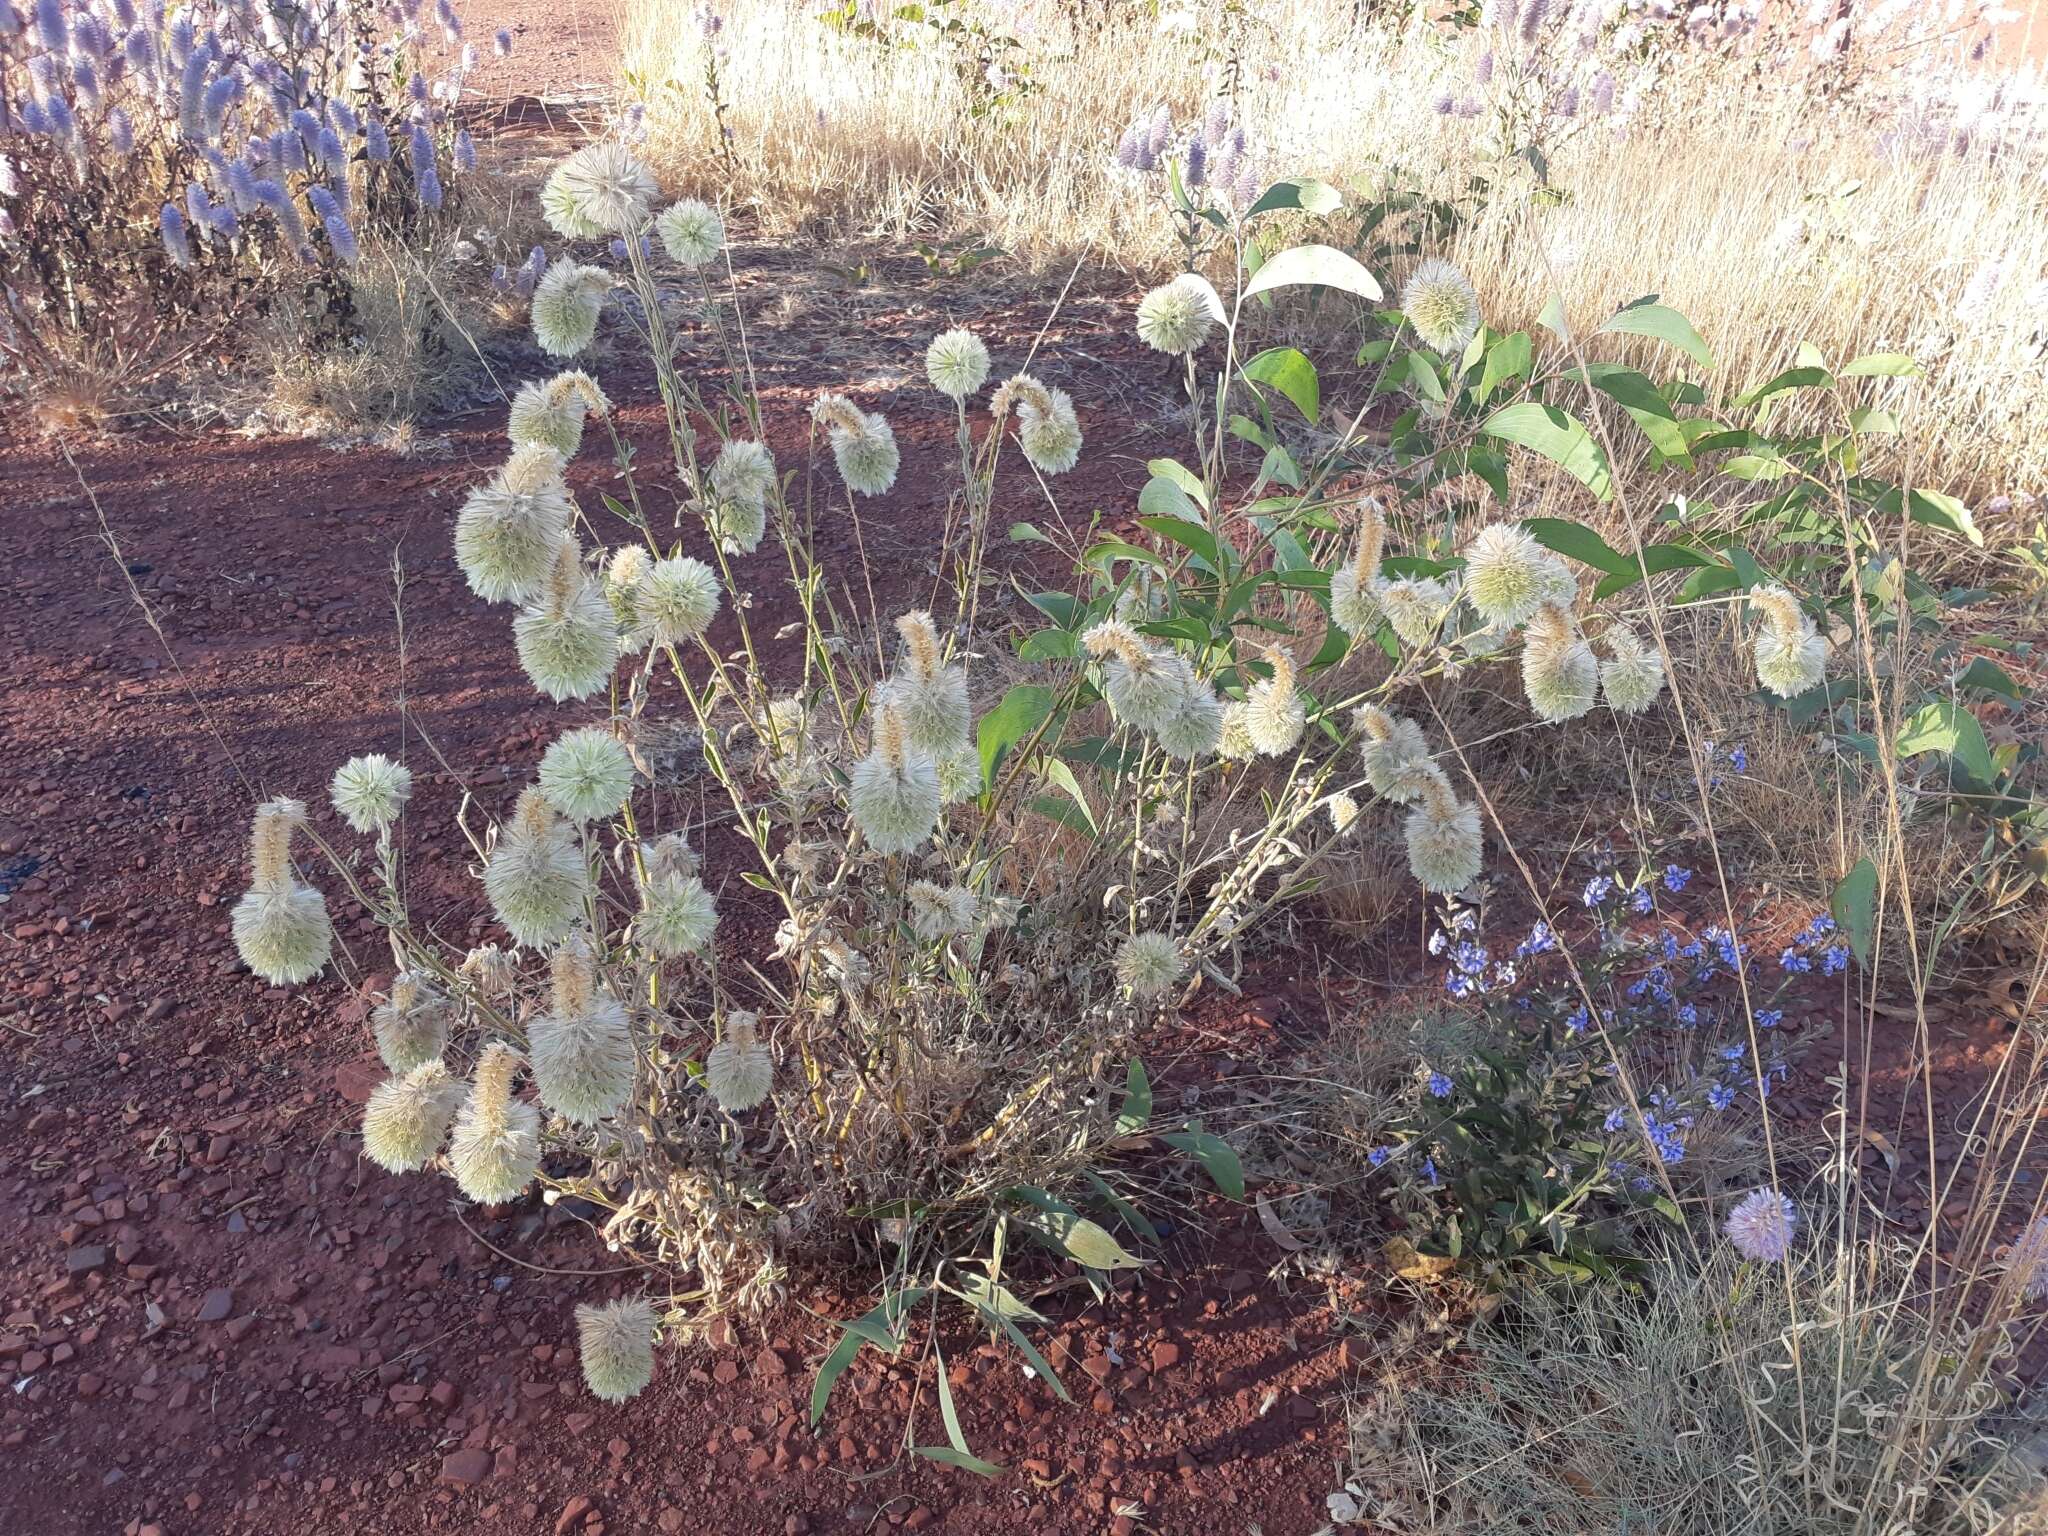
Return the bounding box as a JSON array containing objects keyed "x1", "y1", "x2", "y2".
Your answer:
[
  {"x1": 813, "y1": 393, "x2": 901, "y2": 497},
  {"x1": 925, "y1": 328, "x2": 990, "y2": 400},
  {"x1": 847, "y1": 703, "x2": 942, "y2": 854},
  {"x1": 232, "y1": 798, "x2": 332, "y2": 984},
  {"x1": 1404, "y1": 769, "x2": 1483, "y2": 894},
  {"x1": 633, "y1": 556, "x2": 722, "y2": 649},
  {"x1": 655, "y1": 198, "x2": 724, "y2": 266},
  {"x1": 1724, "y1": 1187, "x2": 1798, "y2": 1263},
  {"x1": 331, "y1": 753, "x2": 413, "y2": 833},
  {"x1": 1600, "y1": 624, "x2": 1665, "y2": 715},
  {"x1": 1462, "y1": 523, "x2": 1554, "y2": 629},
  {"x1": 1115, "y1": 931, "x2": 1185, "y2": 1000},
  {"x1": 1401, "y1": 257, "x2": 1481, "y2": 355},
  {"x1": 1521, "y1": 604, "x2": 1599, "y2": 722},
  {"x1": 362, "y1": 1060, "x2": 462, "y2": 1174},
  {"x1": 1750, "y1": 586, "x2": 1826, "y2": 698},
  {"x1": 1135, "y1": 273, "x2": 1215, "y2": 356},
  {"x1": 704, "y1": 1011, "x2": 773, "y2": 1111},
  {"x1": 542, "y1": 142, "x2": 658, "y2": 237},
  {"x1": 531, "y1": 260, "x2": 611, "y2": 358},
  {"x1": 577, "y1": 1297, "x2": 657, "y2": 1402},
  {"x1": 538, "y1": 726, "x2": 636, "y2": 823}
]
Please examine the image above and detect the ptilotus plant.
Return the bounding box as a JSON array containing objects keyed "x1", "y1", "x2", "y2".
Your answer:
[
  {"x1": 219, "y1": 129, "x2": 2016, "y2": 1427},
  {"x1": 0, "y1": 0, "x2": 489, "y2": 409}
]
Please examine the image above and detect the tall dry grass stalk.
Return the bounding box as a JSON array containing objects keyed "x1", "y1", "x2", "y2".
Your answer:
[{"x1": 622, "y1": 0, "x2": 2048, "y2": 506}]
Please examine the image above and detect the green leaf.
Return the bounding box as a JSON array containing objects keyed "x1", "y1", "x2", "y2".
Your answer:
[
  {"x1": 1241, "y1": 243, "x2": 1383, "y2": 305},
  {"x1": 1138, "y1": 514, "x2": 1224, "y2": 573},
  {"x1": 1480, "y1": 403, "x2": 1612, "y2": 500},
  {"x1": 1583, "y1": 367, "x2": 1691, "y2": 460},
  {"x1": 1242, "y1": 346, "x2": 1319, "y2": 422},
  {"x1": 1082, "y1": 1171, "x2": 1160, "y2": 1246},
  {"x1": 1896, "y1": 700, "x2": 1996, "y2": 784},
  {"x1": 1115, "y1": 1058, "x2": 1152, "y2": 1135},
  {"x1": 914, "y1": 1445, "x2": 1005, "y2": 1477},
  {"x1": 929, "y1": 1334, "x2": 1002, "y2": 1475},
  {"x1": 1905, "y1": 488, "x2": 1983, "y2": 547},
  {"x1": 1008, "y1": 522, "x2": 1051, "y2": 544},
  {"x1": 1476, "y1": 331, "x2": 1532, "y2": 404},
  {"x1": 1537, "y1": 292, "x2": 1569, "y2": 340},
  {"x1": 1589, "y1": 542, "x2": 1724, "y2": 599},
  {"x1": 809, "y1": 1287, "x2": 928, "y2": 1428},
  {"x1": 1954, "y1": 656, "x2": 2027, "y2": 700},
  {"x1": 951, "y1": 1272, "x2": 1045, "y2": 1326},
  {"x1": 1137, "y1": 472, "x2": 1204, "y2": 525},
  {"x1": 1014, "y1": 1207, "x2": 1146, "y2": 1270},
  {"x1": 1146, "y1": 457, "x2": 1211, "y2": 510},
  {"x1": 1737, "y1": 365, "x2": 1833, "y2": 407},
  {"x1": 1840, "y1": 352, "x2": 1920, "y2": 378},
  {"x1": 1034, "y1": 756, "x2": 1097, "y2": 836},
  {"x1": 1245, "y1": 177, "x2": 1344, "y2": 217},
  {"x1": 977, "y1": 684, "x2": 1055, "y2": 789},
  {"x1": 1161, "y1": 1128, "x2": 1246, "y2": 1201},
  {"x1": 1597, "y1": 300, "x2": 1712, "y2": 368},
  {"x1": 1831, "y1": 856, "x2": 1878, "y2": 967},
  {"x1": 1399, "y1": 349, "x2": 1445, "y2": 403},
  {"x1": 946, "y1": 1283, "x2": 1070, "y2": 1403},
  {"x1": 1524, "y1": 517, "x2": 1630, "y2": 575}
]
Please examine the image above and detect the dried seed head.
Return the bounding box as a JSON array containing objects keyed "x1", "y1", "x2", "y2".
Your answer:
[
  {"x1": 508, "y1": 376, "x2": 588, "y2": 458},
  {"x1": 1153, "y1": 677, "x2": 1224, "y2": 760},
  {"x1": 447, "y1": 1042, "x2": 541, "y2": 1204},
  {"x1": 362, "y1": 1059, "x2": 463, "y2": 1173},
  {"x1": 530, "y1": 259, "x2": 612, "y2": 357},
  {"x1": 908, "y1": 881, "x2": 980, "y2": 941},
  {"x1": 461, "y1": 943, "x2": 518, "y2": 998},
  {"x1": 704, "y1": 1012, "x2": 773, "y2": 1111},
  {"x1": 248, "y1": 797, "x2": 308, "y2": 891},
  {"x1": 515, "y1": 541, "x2": 620, "y2": 701},
  {"x1": 1749, "y1": 586, "x2": 1826, "y2": 697},
  {"x1": 575, "y1": 1296, "x2": 657, "y2": 1401},
  {"x1": 895, "y1": 610, "x2": 943, "y2": 680},
  {"x1": 541, "y1": 142, "x2": 658, "y2": 237},
  {"x1": 1374, "y1": 575, "x2": 1454, "y2": 649},
  {"x1": 455, "y1": 451, "x2": 574, "y2": 605},
  {"x1": 373, "y1": 971, "x2": 452, "y2": 1073},
  {"x1": 1330, "y1": 504, "x2": 1385, "y2": 636},
  {"x1": 1216, "y1": 700, "x2": 1256, "y2": 762},
  {"x1": 849, "y1": 705, "x2": 942, "y2": 854}
]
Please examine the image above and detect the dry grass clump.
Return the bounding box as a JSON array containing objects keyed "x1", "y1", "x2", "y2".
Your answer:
[
  {"x1": 623, "y1": 0, "x2": 2048, "y2": 507},
  {"x1": 1357, "y1": 1224, "x2": 2048, "y2": 1536}
]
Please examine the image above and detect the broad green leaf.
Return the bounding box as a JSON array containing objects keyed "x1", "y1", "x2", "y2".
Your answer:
[
  {"x1": 1476, "y1": 330, "x2": 1533, "y2": 403},
  {"x1": 1024, "y1": 591, "x2": 1080, "y2": 627},
  {"x1": 1841, "y1": 352, "x2": 1920, "y2": 378},
  {"x1": 1146, "y1": 456, "x2": 1211, "y2": 510},
  {"x1": 1537, "y1": 292, "x2": 1569, "y2": 340},
  {"x1": 1162, "y1": 1128, "x2": 1246, "y2": 1201},
  {"x1": 1481, "y1": 403, "x2": 1612, "y2": 500},
  {"x1": 1597, "y1": 300, "x2": 1712, "y2": 368},
  {"x1": 1905, "y1": 488, "x2": 1983, "y2": 547},
  {"x1": 1139, "y1": 513, "x2": 1224, "y2": 573},
  {"x1": 977, "y1": 684, "x2": 1055, "y2": 789},
  {"x1": 1115, "y1": 1057, "x2": 1152, "y2": 1135},
  {"x1": 951, "y1": 1272, "x2": 1045, "y2": 1326},
  {"x1": 1014, "y1": 1207, "x2": 1146, "y2": 1270},
  {"x1": 1246, "y1": 177, "x2": 1344, "y2": 217},
  {"x1": 1954, "y1": 656, "x2": 2026, "y2": 700},
  {"x1": 809, "y1": 1287, "x2": 928, "y2": 1428},
  {"x1": 1723, "y1": 452, "x2": 1795, "y2": 481},
  {"x1": 1008, "y1": 522, "x2": 1051, "y2": 544},
  {"x1": 1034, "y1": 756, "x2": 1097, "y2": 836},
  {"x1": 1138, "y1": 472, "x2": 1204, "y2": 524},
  {"x1": 1082, "y1": 1171, "x2": 1160, "y2": 1246},
  {"x1": 1524, "y1": 517, "x2": 1630, "y2": 575},
  {"x1": 1590, "y1": 542, "x2": 1724, "y2": 599},
  {"x1": 946, "y1": 1282, "x2": 1070, "y2": 1402},
  {"x1": 1738, "y1": 365, "x2": 1834, "y2": 407},
  {"x1": 1241, "y1": 243, "x2": 1383, "y2": 305},
  {"x1": 1242, "y1": 346, "x2": 1319, "y2": 422},
  {"x1": 1582, "y1": 367, "x2": 1690, "y2": 459},
  {"x1": 1896, "y1": 700, "x2": 1996, "y2": 784},
  {"x1": 1399, "y1": 349, "x2": 1445, "y2": 403},
  {"x1": 1831, "y1": 856, "x2": 1878, "y2": 967}
]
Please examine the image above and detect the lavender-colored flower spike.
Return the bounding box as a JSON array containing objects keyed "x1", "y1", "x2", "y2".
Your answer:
[
  {"x1": 1184, "y1": 137, "x2": 1206, "y2": 189},
  {"x1": 72, "y1": 14, "x2": 108, "y2": 63},
  {"x1": 1590, "y1": 71, "x2": 1615, "y2": 113},
  {"x1": 1203, "y1": 97, "x2": 1230, "y2": 143},
  {"x1": 1519, "y1": 0, "x2": 1549, "y2": 43},
  {"x1": 1113, "y1": 124, "x2": 1141, "y2": 169},
  {"x1": 71, "y1": 58, "x2": 101, "y2": 111},
  {"x1": 202, "y1": 75, "x2": 239, "y2": 142},
  {"x1": 327, "y1": 98, "x2": 359, "y2": 138},
  {"x1": 453, "y1": 128, "x2": 475, "y2": 172},
  {"x1": 160, "y1": 201, "x2": 193, "y2": 266},
  {"x1": 185, "y1": 181, "x2": 212, "y2": 233},
  {"x1": 306, "y1": 184, "x2": 342, "y2": 222},
  {"x1": 207, "y1": 203, "x2": 238, "y2": 238},
  {"x1": 515, "y1": 244, "x2": 545, "y2": 296},
  {"x1": 434, "y1": 0, "x2": 461, "y2": 41},
  {"x1": 27, "y1": 53, "x2": 58, "y2": 103},
  {"x1": 18, "y1": 100, "x2": 52, "y2": 136},
  {"x1": 364, "y1": 118, "x2": 390, "y2": 161},
  {"x1": 407, "y1": 121, "x2": 433, "y2": 169},
  {"x1": 1475, "y1": 49, "x2": 1494, "y2": 85},
  {"x1": 167, "y1": 9, "x2": 193, "y2": 66},
  {"x1": 177, "y1": 40, "x2": 213, "y2": 143},
  {"x1": 224, "y1": 155, "x2": 258, "y2": 209},
  {"x1": 108, "y1": 105, "x2": 133, "y2": 155},
  {"x1": 252, "y1": 176, "x2": 308, "y2": 247},
  {"x1": 112, "y1": 0, "x2": 135, "y2": 28},
  {"x1": 1145, "y1": 103, "x2": 1171, "y2": 157},
  {"x1": 291, "y1": 106, "x2": 322, "y2": 143},
  {"x1": 124, "y1": 26, "x2": 155, "y2": 78},
  {"x1": 406, "y1": 71, "x2": 428, "y2": 105},
  {"x1": 34, "y1": 0, "x2": 63, "y2": 53},
  {"x1": 317, "y1": 126, "x2": 346, "y2": 172},
  {"x1": 494, "y1": 26, "x2": 512, "y2": 56},
  {"x1": 43, "y1": 94, "x2": 77, "y2": 156},
  {"x1": 416, "y1": 164, "x2": 443, "y2": 210},
  {"x1": 324, "y1": 213, "x2": 359, "y2": 264}
]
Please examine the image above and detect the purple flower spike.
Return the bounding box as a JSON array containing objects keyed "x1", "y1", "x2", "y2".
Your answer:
[{"x1": 160, "y1": 201, "x2": 193, "y2": 267}]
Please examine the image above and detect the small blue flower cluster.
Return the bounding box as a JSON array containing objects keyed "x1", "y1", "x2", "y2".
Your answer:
[{"x1": 1114, "y1": 98, "x2": 1262, "y2": 209}]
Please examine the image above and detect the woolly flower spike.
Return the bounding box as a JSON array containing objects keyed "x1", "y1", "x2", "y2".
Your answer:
[
  {"x1": 655, "y1": 198, "x2": 723, "y2": 266},
  {"x1": 704, "y1": 1011, "x2": 773, "y2": 1111},
  {"x1": 455, "y1": 445, "x2": 576, "y2": 605},
  {"x1": 1155, "y1": 680, "x2": 1224, "y2": 760},
  {"x1": 576, "y1": 1297, "x2": 657, "y2": 1402},
  {"x1": 1015, "y1": 385, "x2": 1083, "y2": 476},
  {"x1": 924, "y1": 328, "x2": 990, "y2": 401},
  {"x1": 372, "y1": 972, "x2": 452, "y2": 1074},
  {"x1": 848, "y1": 704, "x2": 943, "y2": 854},
  {"x1": 632, "y1": 556, "x2": 722, "y2": 649},
  {"x1": 934, "y1": 742, "x2": 983, "y2": 805},
  {"x1": 1724, "y1": 1187, "x2": 1799, "y2": 1263},
  {"x1": 447, "y1": 1041, "x2": 542, "y2": 1204},
  {"x1": 231, "y1": 799, "x2": 333, "y2": 984},
  {"x1": 1404, "y1": 768, "x2": 1483, "y2": 894},
  {"x1": 883, "y1": 610, "x2": 971, "y2": 756},
  {"x1": 462, "y1": 943, "x2": 519, "y2": 999},
  {"x1": 1135, "y1": 273, "x2": 1215, "y2": 356},
  {"x1": 331, "y1": 753, "x2": 413, "y2": 833},
  {"x1": 634, "y1": 869, "x2": 717, "y2": 957},
  {"x1": 1115, "y1": 931, "x2": 1185, "y2": 1000},
  {"x1": 1084, "y1": 619, "x2": 1186, "y2": 734},
  {"x1": 515, "y1": 539, "x2": 621, "y2": 701},
  {"x1": 1462, "y1": 523, "x2": 1557, "y2": 629},
  {"x1": 2003, "y1": 1214, "x2": 2048, "y2": 1302},
  {"x1": 1600, "y1": 623, "x2": 1665, "y2": 715},
  {"x1": 1328, "y1": 505, "x2": 1385, "y2": 637},
  {"x1": 541, "y1": 142, "x2": 658, "y2": 237},
  {"x1": 710, "y1": 439, "x2": 776, "y2": 509},
  {"x1": 908, "y1": 881, "x2": 979, "y2": 941},
  {"x1": 1375, "y1": 576, "x2": 1454, "y2": 650},
  {"x1": 711, "y1": 496, "x2": 768, "y2": 556},
  {"x1": 812, "y1": 394, "x2": 901, "y2": 497},
  {"x1": 484, "y1": 788, "x2": 590, "y2": 948},
  {"x1": 531, "y1": 260, "x2": 611, "y2": 358},
  {"x1": 1749, "y1": 586, "x2": 1826, "y2": 698},
  {"x1": 1401, "y1": 257, "x2": 1482, "y2": 356},
  {"x1": 1355, "y1": 706, "x2": 1438, "y2": 804},
  {"x1": 362, "y1": 1060, "x2": 463, "y2": 1173},
  {"x1": 1216, "y1": 701, "x2": 1256, "y2": 762},
  {"x1": 1521, "y1": 603, "x2": 1599, "y2": 722},
  {"x1": 538, "y1": 726, "x2": 636, "y2": 823},
  {"x1": 1244, "y1": 647, "x2": 1307, "y2": 756},
  {"x1": 529, "y1": 938, "x2": 635, "y2": 1124},
  {"x1": 509, "y1": 370, "x2": 608, "y2": 459}
]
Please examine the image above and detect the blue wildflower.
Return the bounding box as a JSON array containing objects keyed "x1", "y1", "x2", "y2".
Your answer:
[
  {"x1": 1630, "y1": 886, "x2": 1653, "y2": 915},
  {"x1": 1427, "y1": 1072, "x2": 1454, "y2": 1099},
  {"x1": 323, "y1": 213, "x2": 359, "y2": 264},
  {"x1": 1780, "y1": 948, "x2": 1812, "y2": 974},
  {"x1": 1707, "y1": 1082, "x2": 1735, "y2": 1111},
  {"x1": 1728, "y1": 744, "x2": 1749, "y2": 773},
  {"x1": 1603, "y1": 1106, "x2": 1626, "y2": 1133},
  {"x1": 1368, "y1": 1145, "x2": 1390, "y2": 1168},
  {"x1": 1421, "y1": 1158, "x2": 1441, "y2": 1188},
  {"x1": 1663, "y1": 865, "x2": 1693, "y2": 893},
  {"x1": 159, "y1": 202, "x2": 192, "y2": 267},
  {"x1": 1583, "y1": 874, "x2": 1615, "y2": 908},
  {"x1": 1676, "y1": 1003, "x2": 1698, "y2": 1028},
  {"x1": 1821, "y1": 945, "x2": 1850, "y2": 975},
  {"x1": 1757, "y1": 1008, "x2": 1783, "y2": 1029},
  {"x1": 1565, "y1": 1004, "x2": 1589, "y2": 1035}
]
